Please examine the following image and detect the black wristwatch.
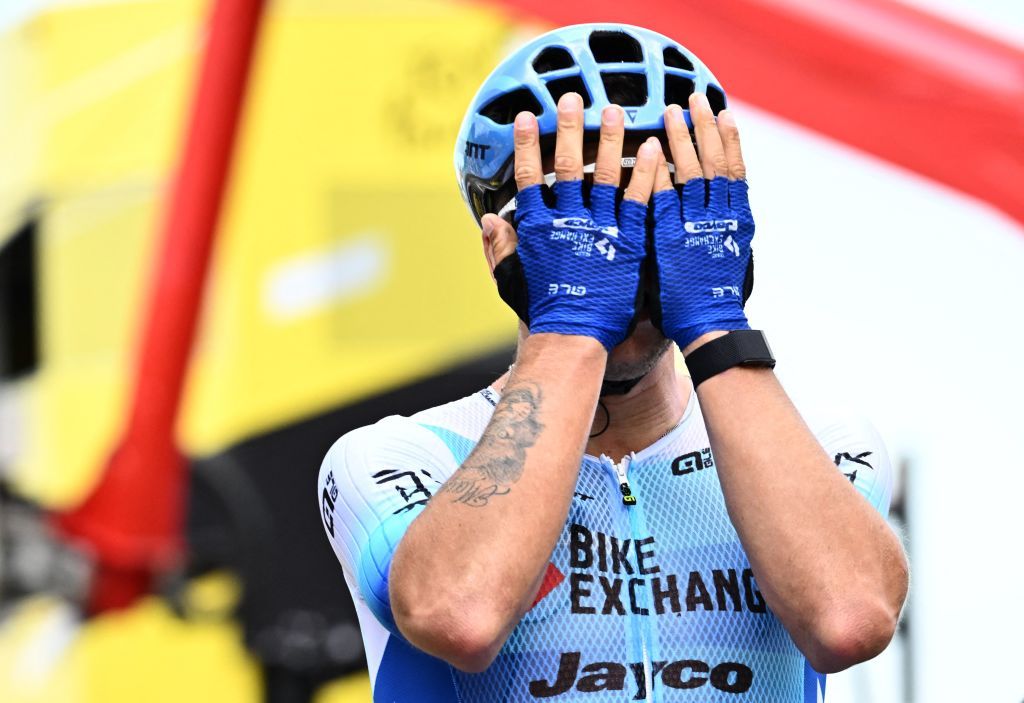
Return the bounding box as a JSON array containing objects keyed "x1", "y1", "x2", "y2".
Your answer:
[{"x1": 684, "y1": 330, "x2": 776, "y2": 387}]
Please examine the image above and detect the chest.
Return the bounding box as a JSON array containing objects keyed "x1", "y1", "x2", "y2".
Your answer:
[{"x1": 551, "y1": 449, "x2": 765, "y2": 623}]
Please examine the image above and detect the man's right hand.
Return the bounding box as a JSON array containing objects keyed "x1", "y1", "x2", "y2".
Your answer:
[{"x1": 484, "y1": 92, "x2": 661, "y2": 351}]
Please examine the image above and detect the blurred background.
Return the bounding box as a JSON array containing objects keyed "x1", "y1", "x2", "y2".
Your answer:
[{"x1": 0, "y1": 0, "x2": 1020, "y2": 701}]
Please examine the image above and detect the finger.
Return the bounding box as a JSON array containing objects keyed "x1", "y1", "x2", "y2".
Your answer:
[
  {"x1": 622, "y1": 137, "x2": 661, "y2": 205},
  {"x1": 729, "y1": 180, "x2": 752, "y2": 220},
  {"x1": 513, "y1": 111, "x2": 543, "y2": 190},
  {"x1": 590, "y1": 184, "x2": 617, "y2": 226},
  {"x1": 689, "y1": 92, "x2": 728, "y2": 180},
  {"x1": 717, "y1": 109, "x2": 746, "y2": 181},
  {"x1": 514, "y1": 183, "x2": 548, "y2": 224},
  {"x1": 652, "y1": 188, "x2": 681, "y2": 229},
  {"x1": 485, "y1": 214, "x2": 518, "y2": 265},
  {"x1": 664, "y1": 104, "x2": 701, "y2": 184},
  {"x1": 593, "y1": 105, "x2": 624, "y2": 186},
  {"x1": 553, "y1": 92, "x2": 584, "y2": 182},
  {"x1": 707, "y1": 176, "x2": 729, "y2": 214},
  {"x1": 681, "y1": 178, "x2": 705, "y2": 215},
  {"x1": 654, "y1": 153, "x2": 674, "y2": 193},
  {"x1": 552, "y1": 180, "x2": 584, "y2": 214}
]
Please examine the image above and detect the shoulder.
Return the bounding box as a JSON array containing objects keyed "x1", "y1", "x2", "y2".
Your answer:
[
  {"x1": 317, "y1": 389, "x2": 496, "y2": 513},
  {"x1": 315, "y1": 390, "x2": 495, "y2": 633},
  {"x1": 315, "y1": 414, "x2": 455, "y2": 594},
  {"x1": 322, "y1": 414, "x2": 444, "y2": 475},
  {"x1": 804, "y1": 410, "x2": 894, "y2": 517},
  {"x1": 317, "y1": 415, "x2": 450, "y2": 524},
  {"x1": 409, "y1": 387, "x2": 498, "y2": 438}
]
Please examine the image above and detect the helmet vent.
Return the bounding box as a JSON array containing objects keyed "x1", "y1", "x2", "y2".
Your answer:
[
  {"x1": 706, "y1": 85, "x2": 727, "y2": 115},
  {"x1": 479, "y1": 88, "x2": 544, "y2": 124},
  {"x1": 533, "y1": 47, "x2": 575, "y2": 73},
  {"x1": 545, "y1": 76, "x2": 593, "y2": 109},
  {"x1": 664, "y1": 75, "x2": 695, "y2": 108},
  {"x1": 663, "y1": 46, "x2": 694, "y2": 71},
  {"x1": 601, "y1": 72, "x2": 647, "y2": 107},
  {"x1": 589, "y1": 31, "x2": 643, "y2": 63}
]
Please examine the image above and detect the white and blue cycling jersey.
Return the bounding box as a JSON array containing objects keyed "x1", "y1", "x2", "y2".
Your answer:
[{"x1": 317, "y1": 385, "x2": 892, "y2": 702}]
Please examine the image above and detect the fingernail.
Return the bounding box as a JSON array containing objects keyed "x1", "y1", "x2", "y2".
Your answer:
[
  {"x1": 481, "y1": 215, "x2": 495, "y2": 236},
  {"x1": 695, "y1": 93, "x2": 710, "y2": 110},
  {"x1": 558, "y1": 92, "x2": 582, "y2": 112},
  {"x1": 514, "y1": 111, "x2": 533, "y2": 128},
  {"x1": 638, "y1": 140, "x2": 656, "y2": 158},
  {"x1": 602, "y1": 105, "x2": 623, "y2": 126},
  {"x1": 666, "y1": 104, "x2": 684, "y2": 123},
  {"x1": 719, "y1": 109, "x2": 735, "y2": 126}
]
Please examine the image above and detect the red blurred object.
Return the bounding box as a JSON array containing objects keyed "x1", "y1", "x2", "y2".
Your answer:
[
  {"x1": 56, "y1": 0, "x2": 266, "y2": 613},
  {"x1": 488, "y1": 0, "x2": 1024, "y2": 225}
]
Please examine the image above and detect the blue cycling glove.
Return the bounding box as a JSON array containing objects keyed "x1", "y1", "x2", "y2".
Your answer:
[
  {"x1": 648, "y1": 176, "x2": 754, "y2": 349},
  {"x1": 494, "y1": 180, "x2": 646, "y2": 350}
]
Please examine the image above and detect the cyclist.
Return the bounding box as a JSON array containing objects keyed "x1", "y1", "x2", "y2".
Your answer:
[{"x1": 318, "y1": 23, "x2": 908, "y2": 702}]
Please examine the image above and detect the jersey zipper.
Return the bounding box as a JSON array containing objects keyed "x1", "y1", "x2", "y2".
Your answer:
[
  {"x1": 604, "y1": 453, "x2": 659, "y2": 702},
  {"x1": 613, "y1": 455, "x2": 637, "y2": 507}
]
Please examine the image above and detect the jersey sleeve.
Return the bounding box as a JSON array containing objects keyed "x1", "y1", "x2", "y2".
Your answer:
[
  {"x1": 317, "y1": 416, "x2": 456, "y2": 635},
  {"x1": 809, "y1": 413, "x2": 894, "y2": 517}
]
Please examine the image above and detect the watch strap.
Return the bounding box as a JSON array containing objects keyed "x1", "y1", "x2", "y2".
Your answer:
[{"x1": 684, "y1": 330, "x2": 776, "y2": 387}]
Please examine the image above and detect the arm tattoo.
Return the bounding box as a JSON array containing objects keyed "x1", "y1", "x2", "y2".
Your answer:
[{"x1": 439, "y1": 383, "x2": 544, "y2": 507}]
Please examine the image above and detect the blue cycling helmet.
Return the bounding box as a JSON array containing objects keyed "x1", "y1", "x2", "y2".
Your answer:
[{"x1": 454, "y1": 23, "x2": 728, "y2": 225}]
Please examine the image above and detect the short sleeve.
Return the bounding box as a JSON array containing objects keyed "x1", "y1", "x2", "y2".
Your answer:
[
  {"x1": 317, "y1": 416, "x2": 457, "y2": 635},
  {"x1": 808, "y1": 414, "x2": 894, "y2": 517}
]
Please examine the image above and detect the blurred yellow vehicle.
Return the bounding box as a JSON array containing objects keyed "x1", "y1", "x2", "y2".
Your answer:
[{"x1": 0, "y1": 0, "x2": 519, "y2": 700}]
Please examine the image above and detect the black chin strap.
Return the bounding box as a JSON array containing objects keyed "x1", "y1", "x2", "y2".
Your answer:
[{"x1": 599, "y1": 374, "x2": 647, "y2": 397}]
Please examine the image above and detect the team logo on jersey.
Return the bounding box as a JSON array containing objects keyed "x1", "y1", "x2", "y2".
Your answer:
[
  {"x1": 321, "y1": 471, "x2": 339, "y2": 536},
  {"x1": 372, "y1": 467, "x2": 440, "y2": 514},
  {"x1": 671, "y1": 448, "x2": 713, "y2": 476},
  {"x1": 568, "y1": 524, "x2": 767, "y2": 617},
  {"x1": 528, "y1": 651, "x2": 754, "y2": 698},
  {"x1": 530, "y1": 563, "x2": 565, "y2": 609},
  {"x1": 833, "y1": 450, "x2": 874, "y2": 484}
]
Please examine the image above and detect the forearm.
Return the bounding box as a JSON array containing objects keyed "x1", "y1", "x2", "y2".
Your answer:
[
  {"x1": 390, "y1": 333, "x2": 606, "y2": 671},
  {"x1": 696, "y1": 361, "x2": 908, "y2": 672}
]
